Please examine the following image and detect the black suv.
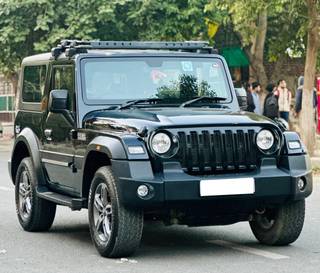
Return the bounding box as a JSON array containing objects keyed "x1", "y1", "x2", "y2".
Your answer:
[{"x1": 9, "y1": 40, "x2": 312, "y2": 258}]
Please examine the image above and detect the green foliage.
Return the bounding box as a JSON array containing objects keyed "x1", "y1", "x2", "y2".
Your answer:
[
  {"x1": 0, "y1": 0, "x2": 319, "y2": 77},
  {"x1": 207, "y1": 0, "x2": 311, "y2": 62},
  {"x1": 0, "y1": 0, "x2": 136, "y2": 75},
  {"x1": 126, "y1": 0, "x2": 223, "y2": 41},
  {"x1": 0, "y1": 0, "x2": 222, "y2": 76},
  {"x1": 266, "y1": 1, "x2": 308, "y2": 61}
]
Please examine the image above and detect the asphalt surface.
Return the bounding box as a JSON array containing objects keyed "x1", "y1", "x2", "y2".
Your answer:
[{"x1": 1, "y1": 149, "x2": 320, "y2": 273}]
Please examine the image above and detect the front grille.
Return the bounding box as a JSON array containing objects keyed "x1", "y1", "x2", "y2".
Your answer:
[{"x1": 175, "y1": 128, "x2": 258, "y2": 174}]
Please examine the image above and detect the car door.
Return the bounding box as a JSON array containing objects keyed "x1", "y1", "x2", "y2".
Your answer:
[{"x1": 40, "y1": 64, "x2": 78, "y2": 196}]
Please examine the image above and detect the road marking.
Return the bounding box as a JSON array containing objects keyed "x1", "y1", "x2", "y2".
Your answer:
[
  {"x1": 208, "y1": 240, "x2": 289, "y2": 260},
  {"x1": 0, "y1": 186, "x2": 14, "y2": 192}
]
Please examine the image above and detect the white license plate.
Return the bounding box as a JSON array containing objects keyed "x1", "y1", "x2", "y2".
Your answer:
[{"x1": 200, "y1": 178, "x2": 255, "y2": 197}]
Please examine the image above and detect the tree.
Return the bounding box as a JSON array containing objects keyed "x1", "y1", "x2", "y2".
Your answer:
[
  {"x1": 207, "y1": 0, "x2": 312, "y2": 89},
  {"x1": 125, "y1": 0, "x2": 221, "y2": 41},
  {"x1": 227, "y1": 1, "x2": 269, "y2": 88},
  {"x1": 0, "y1": 0, "x2": 133, "y2": 93},
  {"x1": 299, "y1": 0, "x2": 320, "y2": 155},
  {"x1": 0, "y1": 0, "x2": 224, "y2": 95},
  {"x1": 0, "y1": 0, "x2": 47, "y2": 93}
]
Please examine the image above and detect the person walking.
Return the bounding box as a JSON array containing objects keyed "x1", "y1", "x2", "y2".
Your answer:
[
  {"x1": 263, "y1": 83, "x2": 279, "y2": 119},
  {"x1": 294, "y1": 76, "x2": 317, "y2": 118},
  {"x1": 274, "y1": 79, "x2": 292, "y2": 122},
  {"x1": 251, "y1": 82, "x2": 262, "y2": 115},
  {"x1": 245, "y1": 82, "x2": 255, "y2": 112}
]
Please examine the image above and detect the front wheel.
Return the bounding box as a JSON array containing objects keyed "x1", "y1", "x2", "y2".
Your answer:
[
  {"x1": 88, "y1": 166, "x2": 143, "y2": 258},
  {"x1": 249, "y1": 200, "x2": 305, "y2": 246}
]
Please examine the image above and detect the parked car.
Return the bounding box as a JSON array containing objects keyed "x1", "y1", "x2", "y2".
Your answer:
[{"x1": 9, "y1": 40, "x2": 312, "y2": 258}]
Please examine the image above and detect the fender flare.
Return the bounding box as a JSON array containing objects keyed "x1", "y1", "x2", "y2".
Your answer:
[
  {"x1": 84, "y1": 135, "x2": 149, "y2": 162},
  {"x1": 11, "y1": 128, "x2": 46, "y2": 185},
  {"x1": 85, "y1": 136, "x2": 127, "y2": 160}
]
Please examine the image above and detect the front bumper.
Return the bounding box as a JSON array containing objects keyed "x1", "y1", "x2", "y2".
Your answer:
[{"x1": 111, "y1": 155, "x2": 313, "y2": 209}]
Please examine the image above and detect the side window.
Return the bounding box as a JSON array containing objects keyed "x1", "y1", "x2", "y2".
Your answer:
[
  {"x1": 52, "y1": 66, "x2": 74, "y2": 111},
  {"x1": 22, "y1": 65, "x2": 47, "y2": 103}
]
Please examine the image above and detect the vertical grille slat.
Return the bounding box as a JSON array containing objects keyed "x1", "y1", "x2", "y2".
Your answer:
[
  {"x1": 236, "y1": 130, "x2": 246, "y2": 168},
  {"x1": 231, "y1": 131, "x2": 239, "y2": 169},
  {"x1": 186, "y1": 134, "x2": 193, "y2": 171},
  {"x1": 225, "y1": 130, "x2": 234, "y2": 169},
  {"x1": 176, "y1": 128, "x2": 258, "y2": 174},
  {"x1": 178, "y1": 132, "x2": 187, "y2": 170},
  {"x1": 248, "y1": 130, "x2": 256, "y2": 168},
  {"x1": 190, "y1": 131, "x2": 199, "y2": 171},
  {"x1": 213, "y1": 130, "x2": 223, "y2": 169},
  {"x1": 203, "y1": 130, "x2": 212, "y2": 171}
]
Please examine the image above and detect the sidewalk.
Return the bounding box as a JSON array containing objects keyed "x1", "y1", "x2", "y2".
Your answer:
[{"x1": 0, "y1": 137, "x2": 13, "y2": 152}]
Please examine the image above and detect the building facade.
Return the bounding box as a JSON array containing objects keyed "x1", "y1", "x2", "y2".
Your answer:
[{"x1": 0, "y1": 75, "x2": 15, "y2": 136}]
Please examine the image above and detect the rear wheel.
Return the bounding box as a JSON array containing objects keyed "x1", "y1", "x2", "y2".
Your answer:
[
  {"x1": 15, "y1": 157, "x2": 56, "y2": 231},
  {"x1": 250, "y1": 200, "x2": 305, "y2": 246},
  {"x1": 88, "y1": 166, "x2": 143, "y2": 258}
]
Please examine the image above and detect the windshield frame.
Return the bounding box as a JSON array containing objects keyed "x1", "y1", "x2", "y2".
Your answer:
[{"x1": 80, "y1": 55, "x2": 234, "y2": 107}]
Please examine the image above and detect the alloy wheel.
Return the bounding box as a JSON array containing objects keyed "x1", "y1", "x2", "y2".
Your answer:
[
  {"x1": 18, "y1": 170, "x2": 32, "y2": 221},
  {"x1": 93, "y1": 183, "x2": 113, "y2": 242}
]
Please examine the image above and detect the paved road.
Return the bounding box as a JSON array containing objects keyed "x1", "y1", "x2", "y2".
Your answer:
[{"x1": 0, "y1": 150, "x2": 320, "y2": 273}]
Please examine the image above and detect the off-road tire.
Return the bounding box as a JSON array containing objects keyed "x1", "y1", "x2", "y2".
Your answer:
[
  {"x1": 250, "y1": 200, "x2": 305, "y2": 246},
  {"x1": 15, "y1": 157, "x2": 56, "y2": 231},
  {"x1": 88, "y1": 166, "x2": 143, "y2": 258}
]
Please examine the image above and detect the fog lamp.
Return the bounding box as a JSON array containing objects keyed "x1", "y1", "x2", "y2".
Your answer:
[
  {"x1": 297, "y1": 178, "x2": 306, "y2": 192},
  {"x1": 137, "y1": 185, "x2": 149, "y2": 197}
]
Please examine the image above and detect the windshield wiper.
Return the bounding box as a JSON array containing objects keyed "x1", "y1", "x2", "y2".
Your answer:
[
  {"x1": 179, "y1": 96, "x2": 227, "y2": 108},
  {"x1": 118, "y1": 98, "x2": 163, "y2": 110}
]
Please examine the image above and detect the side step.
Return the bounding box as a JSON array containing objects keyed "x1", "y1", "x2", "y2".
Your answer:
[{"x1": 37, "y1": 186, "x2": 87, "y2": 211}]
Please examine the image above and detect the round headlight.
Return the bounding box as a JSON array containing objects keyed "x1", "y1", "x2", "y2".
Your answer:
[
  {"x1": 151, "y1": 133, "x2": 171, "y2": 154},
  {"x1": 256, "y1": 129, "x2": 274, "y2": 150}
]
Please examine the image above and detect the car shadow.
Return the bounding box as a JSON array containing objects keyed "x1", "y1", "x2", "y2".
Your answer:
[
  {"x1": 49, "y1": 223, "x2": 92, "y2": 245},
  {"x1": 47, "y1": 219, "x2": 268, "y2": 259}
]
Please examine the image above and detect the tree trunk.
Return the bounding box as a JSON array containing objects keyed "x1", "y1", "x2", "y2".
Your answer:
[
  {"x1": 9, "y1": 72, "x2": 19, "y2": 95},
  {"x1": 246, "y1": 8, "x2": 268, "y2": 89},
  {"x1": 299, "y1": 0, "x2": 320, "y2": 156}
]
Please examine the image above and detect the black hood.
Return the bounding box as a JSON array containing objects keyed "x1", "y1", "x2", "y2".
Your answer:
[{"x1": 83, "y1": 107, "x2": 278, "y2": 134}]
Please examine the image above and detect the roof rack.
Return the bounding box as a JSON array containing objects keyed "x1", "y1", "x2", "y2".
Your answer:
[{"x1": 51, "y1": 40, "x2": 217, "y2": 59}]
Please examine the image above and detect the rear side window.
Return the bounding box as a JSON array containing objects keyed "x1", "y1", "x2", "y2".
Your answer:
[{"x1": 22, "y1": 65, "x2": 47, "y2": 103}]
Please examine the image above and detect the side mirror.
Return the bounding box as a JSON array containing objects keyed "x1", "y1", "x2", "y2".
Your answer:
[
  {"x1": 235, "y1": 87, "x2": 247, "y2": 111},
  {"x1": 48, "y1": 89, "x2": 68, "y2": 113}
]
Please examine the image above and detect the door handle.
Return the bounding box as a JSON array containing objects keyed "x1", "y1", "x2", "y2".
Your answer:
[{"x1": 44, "y1": 129, "x2": 52, "y2": 140}]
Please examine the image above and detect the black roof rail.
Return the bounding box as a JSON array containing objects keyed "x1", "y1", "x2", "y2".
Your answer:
[{"x1": 51, "y1": 40, "x2": 218, "y2": 59}]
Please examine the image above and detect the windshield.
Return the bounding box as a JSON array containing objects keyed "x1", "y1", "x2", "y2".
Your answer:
[{"x1": 81, "y1": 57, "x2": 231, "y2": 105}]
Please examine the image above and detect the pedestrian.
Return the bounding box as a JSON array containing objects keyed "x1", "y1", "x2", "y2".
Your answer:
[
  {"x1": 274, "y1": 79, "x2": 292, "y2": 122},
  {"x1": 251, "y1": 82, "x2": 262, "y2": 115},
  {"x1": 263, "y1": 83, "x2": 279, "y2": 119},
  {"x1": 245, "y1": 82, "x2": 255, "y2": 112},
  {"x1": 294, "y1": 76, "x2": 317, "y2": 118}
]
